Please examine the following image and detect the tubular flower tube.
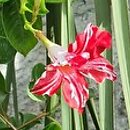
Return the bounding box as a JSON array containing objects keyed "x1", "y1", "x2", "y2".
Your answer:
[{"x1": 31, "y1": 23, "x2": 116, "y2": 112}]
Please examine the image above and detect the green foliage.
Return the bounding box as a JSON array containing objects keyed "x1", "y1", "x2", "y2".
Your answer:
[
  {"x1": 0, "y1": 9, "x2": 16, "y2": 64},
  {"x1": 25, "y1": 0, "x2": 49, "y2": 15},
  {"x1": 46, "y1": 0, "x2": 65, "y2": 3},
  {"x1": 27, "y1": 63, "x2": 46, "y2": 102},
  {"x1": 0, "y1": 120, "x2": 10, "y2": 130},
  {"x1": 1, "y1": 1, "x2": 42, "y2": 56},
  {"x1": 43, "y1": 122, "x2": 61, "y2": 130},
  {"x1": 32, "y1": 63, "x2": 46, "y2": 80},
  {"x1": 0, "y1": 72, "x2": 8, "y2": 106},
  {"x1": 19, "y1": 113, "x2": 41, "y2": 130},
  {"x1": 0, "y1": 72, "x2": 5, "y2": 92},
  {"x1": 111, "y1": 0, "x2": 130, "y2": 127},
  {"x1": 0, "y1": 0, "x2": 9, "y2": 3}
]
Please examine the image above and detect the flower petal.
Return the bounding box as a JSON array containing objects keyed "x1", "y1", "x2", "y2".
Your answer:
[
  {"x1": 79, "y1": 57, "x2": 117, "y2": 83},
  {"x1": 68, "y1": 23, "x2": 111, "y2": 58},
  {"x1": 60, "y1": 66, "x2": 89, "y2": 113},
  {"x1": 66, "y1": 52, "x2": 90, "y2": 68},
  {"x1": 68, "y1": 23, "x2": 93, "y2": 54},
  {"x1": 31, "y1": 65, "x2": 62, "y2": 96},
  {"x1": 86, "y1": 25, "x2": 111, "y2": 58}
]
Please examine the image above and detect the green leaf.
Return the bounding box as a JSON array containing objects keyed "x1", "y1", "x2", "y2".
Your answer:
[
  {"x1": 46, "y1": 0, "x2": 65, "y2": 3},
  {"x1": 0, "y1": 38, "x2": 16, "y2": 64},
  {"x1": 0, "y1": 72, "x2": 5, "y2": 92},
  {"x1": 22, "y1": 113, "x2": 40, "y2": 123},
  {"x1": 32, "y1": 63, "x2": 46, "y2": 80},
  {"x1": 19, "y1": 113, "x2": 41, "y2": 130},
  {"x1": 0, "y1": 128, "x2": 11, "y2": 130},
  {"x1": 27, "y1": 85, "x2": 45, "y2": 102},
  {"x1": 0, "y1": 72, "x2": 8, "y2": 113},
  {"x1": 0, "y1": 72, "x2": 8, "y2": 104},
  {"x1": 27, "y1": 63, "x2": 46, "y2": 102},
  {"x1": 94, "y1": 0, "x2": 113, "y2": 129},
  {"x1": 43, "y1": 122, "x2": 61, "y2": 130},
  {"x1": 0, "y1": 0, "x2": 9, "y2": 3},
  {"x1": 0, "y1": 9, "x2": 16, "y2": 64},
  {"x1": 1, "y1": 1, "x2": 41, "y2": 56},
  {"x1": 0, "y1": 92, "x2": 7, "y2": 105},
  {"x1": 0, "y1": 119, "x2": 10, "y2": 130},
  {"x1": 87, "y1": 99, "x2": 100, "y2": 129}
]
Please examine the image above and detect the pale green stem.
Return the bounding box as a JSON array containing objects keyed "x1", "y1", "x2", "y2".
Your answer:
[
  {"x1": 73, "y1": 110, "x2": 84, "y2": 130},
  {"x1": 61, "y1": 1, "x2": 73, "y2": 130},
  {"x1": 94, "y1": 0, "x2": 113, "y2": 129},
  {"x1": 66, "y1": 0, "x2": 84, "y2": 129},
  {"x1": 61, "y1": 94, "x2": 73, "y2": 130},
  {"x1": 111, "y1": 0, "x2": 130, "y2": 128},
  {"x1": 35, "y1": 30, "x2": 54, "y2": 48}
]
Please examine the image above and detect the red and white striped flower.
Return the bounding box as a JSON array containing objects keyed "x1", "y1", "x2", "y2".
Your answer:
[{"x1": 31, "y1": 23, "x2": 116, "y2": 112}]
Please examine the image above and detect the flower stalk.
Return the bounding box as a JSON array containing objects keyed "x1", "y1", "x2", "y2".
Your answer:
[
  {"x1": 61, "y1": 2, "x2": 73, "y2": 130},
  {"x1": 35, "y1": 31, "x2": 54, "y2": 49}
]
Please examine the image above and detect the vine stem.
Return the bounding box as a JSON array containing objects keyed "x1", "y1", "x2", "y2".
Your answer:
[
  {"x1": 17, "y1": 103, "x2": 59, "y2": 130},
  {"x1": 31, "y1": 0, "x2": 41, "y2": 25},
  {"x1": 0, "y1": 114, "x2": 17, "y2": 130},
  {"x1": 17, "y1": 112, "x2": 48, "y2": 130}
]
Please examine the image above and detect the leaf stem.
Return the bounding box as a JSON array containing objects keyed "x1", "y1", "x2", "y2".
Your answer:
[
  {"x1": 0, "y1": 113, "x2": 17, "y2": 130},
  {"x1": 17, "y1": 112, "x2": 48, "y2": 130},
  {"x1": 61, "y1": 94, "x2": 73, "y2": 130},
  {"x1": 17, "y1": 103, "x2": 59, "y2": 130},
  {"x1": 73, "y1": 110, "x2": 84, "y2": 130},
  {"x1": 47, "y1": 116, "x2": 61, "y2": 127}
]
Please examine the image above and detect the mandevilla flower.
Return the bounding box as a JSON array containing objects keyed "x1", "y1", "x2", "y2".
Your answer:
[{"x1": 31, "y1": 23, "x2": 116, "y2": 113}]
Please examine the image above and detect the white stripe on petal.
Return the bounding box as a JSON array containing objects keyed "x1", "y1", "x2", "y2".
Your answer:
[
  {"x1": 83, "y1": 23, "x2": 93, "y2": 52},
  {"x1": 70, "y1": 82, "x2": 80, "y2": 107}
]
